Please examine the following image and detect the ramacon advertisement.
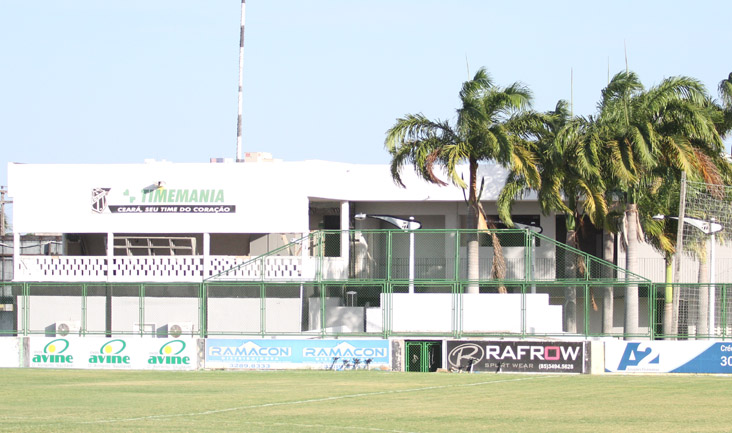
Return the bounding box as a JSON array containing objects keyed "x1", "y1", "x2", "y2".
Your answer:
[{"x1": 205, "y1": 339, "x2": 390, "y2": 370}]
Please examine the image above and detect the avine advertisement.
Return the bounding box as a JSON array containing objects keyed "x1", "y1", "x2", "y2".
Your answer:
[
  {"x1": 28, "y1": 337, "x2": 197, "y2": 370},
  {"x1": 446, "y1": 340, "x2": 587, "y2": 373},
  {"x1": 205, "y1": 339, "x2": 390, "y2": 370},
  {"x1": 605, "y1": 341, "x2": 732, "y2": 374}
]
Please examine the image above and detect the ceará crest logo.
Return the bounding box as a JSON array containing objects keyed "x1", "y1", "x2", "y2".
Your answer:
[
  {"x1": 148, "y1": 340, "x2": 190, "y2": 365},
  {"x1": 32, "y1": 339, "x2": 73, "y2": 364},
  {"x1": 89, "y1": 339, "x2": 130, "y2": 365}
]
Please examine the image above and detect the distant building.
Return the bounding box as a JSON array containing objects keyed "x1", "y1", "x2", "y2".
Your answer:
[{"x1": 6, "y1": 158, "x2": 563, "y2": 283}]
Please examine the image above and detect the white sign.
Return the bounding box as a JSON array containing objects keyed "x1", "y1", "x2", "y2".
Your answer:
[
  {"x1": 28, "y1": 337, "x2": 198, "y2": 371},
  {"x1": 9, "y1": 162, "x2": 309, "y2": 234},
  {"x1": 605, "y1": 341, "x2": 732, "y2": 374},
  {"x1": 0, "y1": 338, "x2": 20, "y2": 368},
  {"x1": 205, "y1": 338, "x2": 390, "y2": 370}
]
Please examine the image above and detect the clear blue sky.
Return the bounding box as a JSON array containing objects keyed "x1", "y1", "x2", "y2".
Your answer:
[{"x1": 1, "y1": 0, "x2": 730, "y2": 195}]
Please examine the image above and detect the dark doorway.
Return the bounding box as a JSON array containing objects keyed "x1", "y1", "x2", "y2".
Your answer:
[
  {"x1": 555, "y1": 215, "x2": 603, "y2": 259},
  {"x1": 405, "y1": 340, "x2": 442, "y2": 372},
  {"x1": 323, "y1": 215, "x2": 341, "y2": 257}
]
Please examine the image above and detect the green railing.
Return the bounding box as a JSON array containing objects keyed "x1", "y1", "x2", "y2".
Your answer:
[
  {"x1": 3, "y1": 280, "x2": 730, "y2": 339},
  {"x1": 1, "y1": 229, "x2": 729, "y2": 340}
]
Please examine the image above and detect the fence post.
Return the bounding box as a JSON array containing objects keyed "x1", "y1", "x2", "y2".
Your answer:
[
  {"x1": 584, "y1": 283, "x2": 589, "y2": 337},
  {"x1": 318, "y1": 232, "x2": 324, "y2": 282},
  {"x1": 384, "y1": 282, "x2": 392, "y2": 338},
  {"x1": 139, "y1": 284, "x2": 145, "y2": 337},
  {"x1": 454, "y1": 229, "x2": 460, "y2": 282},
  {"x1": 723, "y1": 284, "x2": 727, "y2": 340},
  {"x1": 453, "y1": 282, "x2": 460, "y2": 339},
  {"x1": 199, "y1": 282, "x2": 206, "y2": 338},
  {"x1": 321, "y1": 282, "x2": 327, "y2": 339},
  {"x1": 649, "y1": 283, "x2": 656, "y2": 341},
  {"x1": 521, "y1": 282, "x2": 526, "y2": 339},
  {"x1": 524, "y1": 230, "x2": 531, "y2": 282},
  {"x1": 260, "y1": 283, "x2": 266, "y2": 338},
  {"x1": 260, "y1": 256, "x2": 265, "y2": 282},
  {"x1": 386, "y1": 231, "x2": 393, "y2": 281},
  {"x1": 22, "y1": 282, "x2": 28, "y2": 336},
  {"x1": 81, "y1": 283, "x2": 87, "y2": 336}
]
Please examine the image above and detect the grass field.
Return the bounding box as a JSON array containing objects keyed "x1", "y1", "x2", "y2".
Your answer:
[{"x1": 1, "y1": 369, "x2": 732, "y2": 432}]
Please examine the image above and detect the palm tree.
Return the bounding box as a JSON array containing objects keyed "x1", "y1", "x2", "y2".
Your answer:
[
  {"x1": 636, "y1": 173, "x2": 678, "y2": 336},
  {"x1": 597, "y1": 71, "x2": 725, "y2": 337},
  {"x1": 386, "y1": 67, "x2": 539, "y2": 293},
  {"x1": 498, "y1": 101, "x2": 607, "y2": 332},
  {"x1": 717, "y1": 72, "x2": 732, "y2": 138}
]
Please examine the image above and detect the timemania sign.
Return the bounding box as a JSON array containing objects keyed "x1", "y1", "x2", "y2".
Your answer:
[{"x1": 92, "y1": 186, "x2": 236, "y2": 214}]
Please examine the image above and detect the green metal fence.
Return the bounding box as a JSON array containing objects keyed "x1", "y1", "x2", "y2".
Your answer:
[
  {"x1": 405, "y1": 340, "x2": 442, "y2": 372},
  {"x1": 2, "y1": 229, "x2": 729, "y2": 340}
]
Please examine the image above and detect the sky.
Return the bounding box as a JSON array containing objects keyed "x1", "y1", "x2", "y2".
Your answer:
[{"x1": 1, "y1": 0, "x2": 731, "y2": 209}]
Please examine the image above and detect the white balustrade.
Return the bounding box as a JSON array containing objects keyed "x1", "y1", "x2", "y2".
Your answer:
[
  {"x1": 15, "y1": 255, "x2": 311, "y2": 283},
  {"x1": 16, "y1": 256, "x2": 107, "y2": 282}
]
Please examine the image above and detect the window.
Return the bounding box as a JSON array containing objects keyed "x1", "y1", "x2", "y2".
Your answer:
[{"x1": 460, "y1": 215, "x2": 541, "y2": 247}]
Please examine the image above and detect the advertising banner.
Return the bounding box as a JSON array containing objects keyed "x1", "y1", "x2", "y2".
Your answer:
[
  {"x1": 205, "y1": 339, "x2": 390, "y2": 370},
  {"x1": 605, "y1": 341, "x2": 732, "y2": 374},
  {"x1": 446, "y1": 340, "x2": 586, "y2": 373},
  {"x1": 28, "y1": 337, "x2": 197, "y2": 370},
  {"x1": 0, "y1": 338, "x2": 20, "y2": 368}
]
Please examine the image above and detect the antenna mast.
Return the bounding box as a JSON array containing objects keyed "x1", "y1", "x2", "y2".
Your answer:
[{"x1": 236, "y1": 0, "x2": 246, "y2": 162}]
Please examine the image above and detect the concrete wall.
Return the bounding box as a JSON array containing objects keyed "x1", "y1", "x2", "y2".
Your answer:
[
  {"x1": 389, "y1": 293, "x2": 563, "y2": 334},
  {"x1": 14, "y1": 290, "x2": 651, "y2": 337},
  {"x1": 308, "y1": 297, "x2": 365, "y2": 333}
]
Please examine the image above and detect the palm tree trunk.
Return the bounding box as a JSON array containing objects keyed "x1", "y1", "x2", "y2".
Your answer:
[
  {"x1": 624, "y1": 203, "x2": 639, "y2": 337},
  {"x1": 479, "y1": 202, "x2": 507, "y2": 294},
  {"x1": 466, "y1": 205, "x2": 480, "y2": 293},
  {"x1": 697, "y1": 251, "x2": 709, "y2": 338},
  {"x1": 602, "y1": 231, "x2": 615, "y2": 334},
  {"x1": 564, "y1": 229, "x2": 578, "y2": 333},
  {"x1": 662, "y1": 258, "x2": 673, "y2": 338},
  {"x1": 466, "y1": 159, "x2": 480, "y2": 294}
]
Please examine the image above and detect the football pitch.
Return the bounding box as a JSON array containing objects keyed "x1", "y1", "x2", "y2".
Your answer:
[{"x1": 2, "y1": 369, "x2": 731, "y2": 432}]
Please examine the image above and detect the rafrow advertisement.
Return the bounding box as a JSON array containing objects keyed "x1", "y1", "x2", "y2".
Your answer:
[{"x1": 447, "y1": 340, "x2": 586, "y2": 373}]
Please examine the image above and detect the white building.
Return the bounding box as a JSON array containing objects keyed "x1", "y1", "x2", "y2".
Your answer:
[
  {"x1": 8, "y1": 158, "x2": 568, "y2": 283},
  {"x1": 4, "y1": 158, "x2": 668, "y2": 337}
]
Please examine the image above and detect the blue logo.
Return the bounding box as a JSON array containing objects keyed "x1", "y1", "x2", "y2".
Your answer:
[{"x1": 617, "y1": 342, "x2": 660, "y2": 371}]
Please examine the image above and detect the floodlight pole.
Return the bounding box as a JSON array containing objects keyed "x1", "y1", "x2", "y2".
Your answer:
[
  {"x1": 654, "y1": 214, "x2": 722, "y2": 336},
  {"x1": 408, "y1": 217, "x2": 416, "y2": 293},
  {"x1": 513, "y1": 222, "x2": 543, "y2": 294},
  {"x1": 355, "y1": 213, "x2": 421, "y2": 293},
  {"x1": 236, "y1": 0, "x2": 246, "y2": 162},
  {"x1": 710, "y1": 219, "x2": 717, "y2": 336}
]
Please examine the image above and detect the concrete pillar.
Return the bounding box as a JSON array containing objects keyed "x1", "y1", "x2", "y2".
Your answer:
[
  {"x1": 203, "y1": 233, "x2": 210, "y2": 281},
  {"x1": 106, "y1": 232, "x2": 114, "y2": 282},
  {"x1": 13, "y1": 232, "x2": 20, "y2": 280},
  {"x1": 340, "y1": 200, "x2": 350, "y2": 260},
  {"x1": 445, "y1": 205, "x2": 459, "y2": 279},
  {"x1": 301, "y1": 230, "x2": 312, "y2": 279}
]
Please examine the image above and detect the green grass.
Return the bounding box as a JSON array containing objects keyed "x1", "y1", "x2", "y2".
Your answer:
[{"x1": 1, "y1": 369, "x2": 732, "y2": 432}]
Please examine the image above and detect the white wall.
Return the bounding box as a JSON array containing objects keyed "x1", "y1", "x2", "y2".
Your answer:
[
  {"x1": 8, "y1": 160, "x2": 534, "y2": 236},
  {"x1": 389, "y1": 293, "x2": 563, "y2": 334},
  {"x1": 8, "y1": 162, "x2": 310, "y2": 234}
]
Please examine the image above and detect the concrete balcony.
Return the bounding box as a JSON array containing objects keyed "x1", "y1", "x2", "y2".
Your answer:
[{"x1": 14, "y1": 255, "x2": 313, "y2": 283}]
